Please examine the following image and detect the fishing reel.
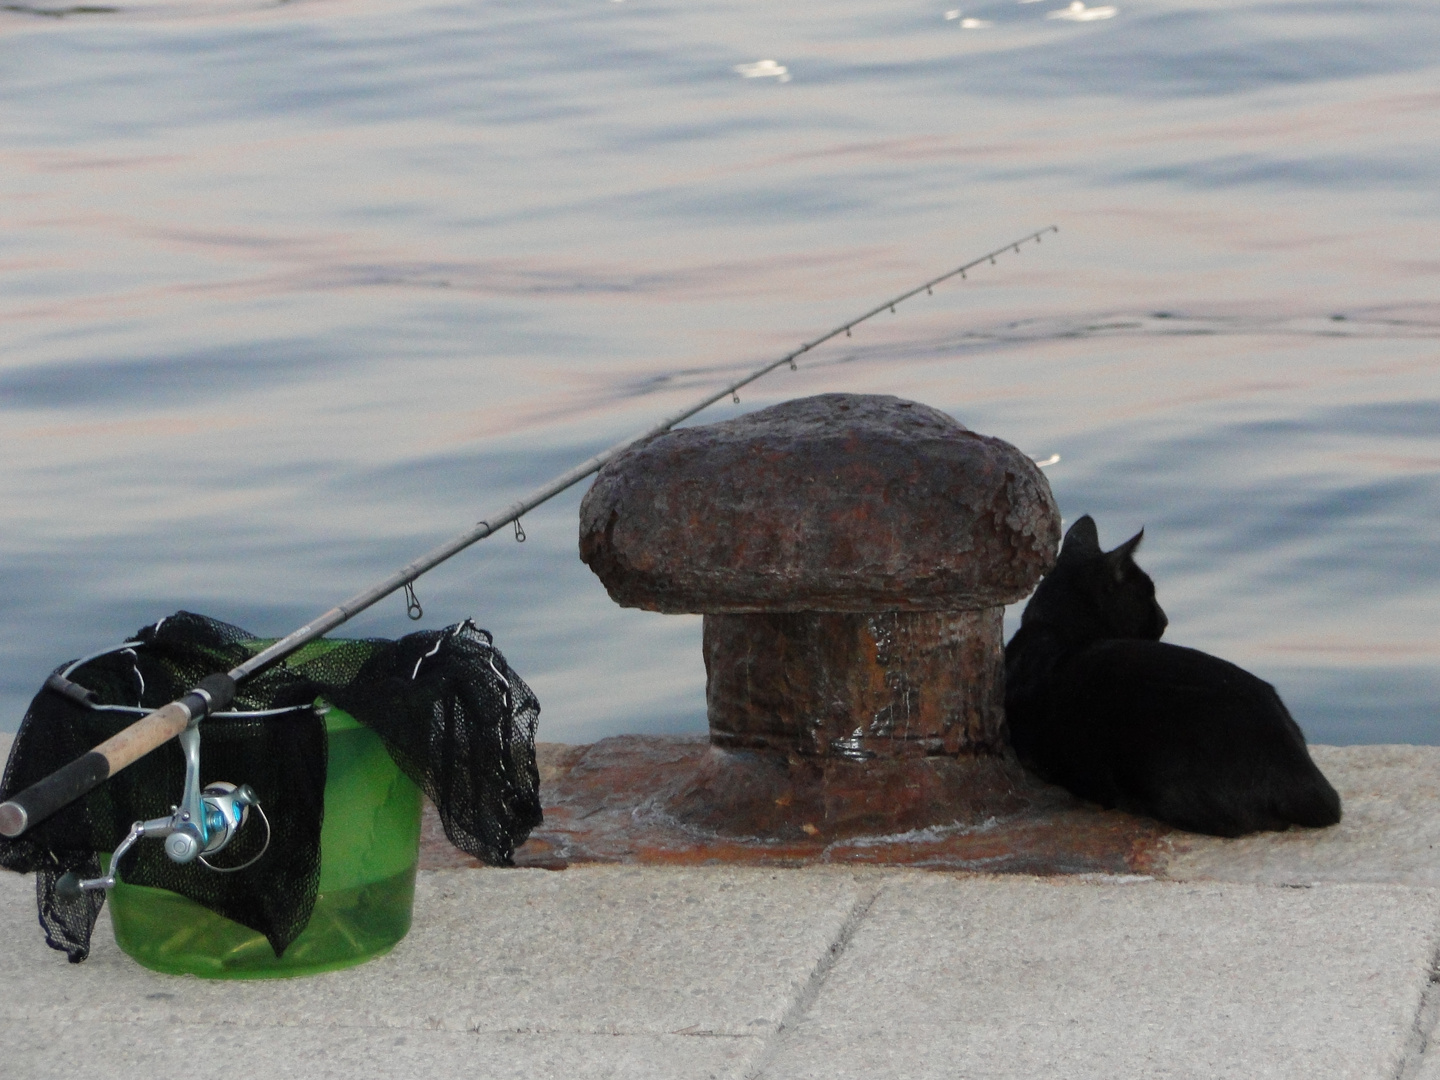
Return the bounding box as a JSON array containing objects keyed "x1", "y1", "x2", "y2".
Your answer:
[{"x1": 56, "y1": 718, "x2": 270, "y2": 900}]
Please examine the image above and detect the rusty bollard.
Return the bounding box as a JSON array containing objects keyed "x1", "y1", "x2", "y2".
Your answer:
[{"x1": 579, "y1": 393, "x2": 1060, "y2": 840}]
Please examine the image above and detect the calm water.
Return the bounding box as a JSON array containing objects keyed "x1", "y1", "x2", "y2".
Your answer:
[{"x1": 3, "y1": 0, "x2": 1439, "y2": 744}]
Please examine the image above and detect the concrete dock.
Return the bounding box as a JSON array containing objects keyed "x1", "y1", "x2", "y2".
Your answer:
[{"x1": 4, "y1": 736, "x2": 1440, "y2": 1079}]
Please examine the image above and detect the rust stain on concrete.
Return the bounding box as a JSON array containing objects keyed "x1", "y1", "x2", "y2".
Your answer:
[{"x1": 420, "y1": 736, "x2": 1177, "y2": 875}]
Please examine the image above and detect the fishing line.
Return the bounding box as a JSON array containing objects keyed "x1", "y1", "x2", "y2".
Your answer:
[{"x1": 0, "y1": 225, "x2": 1058, "y2": 839}]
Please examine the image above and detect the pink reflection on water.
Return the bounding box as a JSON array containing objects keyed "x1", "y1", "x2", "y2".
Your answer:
[{"x1": 1260, "y1": 640, "x2": 1440, "y2": 660}]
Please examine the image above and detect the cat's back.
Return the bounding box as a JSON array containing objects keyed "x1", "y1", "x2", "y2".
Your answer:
[
  {"x1": 1046, "y1": 638, "x2": 1342, "y2": 836},
  {"x1": 1061, "y1": 638, "x2": 1285, "y2": 719},
  {"x1": 1052, "y1": 639, "x2": 1307, "y2": 769}
]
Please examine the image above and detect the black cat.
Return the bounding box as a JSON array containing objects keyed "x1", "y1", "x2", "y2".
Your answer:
[{"x1": 1004, "y1": 515, "x2": 1341, "y2": 838}]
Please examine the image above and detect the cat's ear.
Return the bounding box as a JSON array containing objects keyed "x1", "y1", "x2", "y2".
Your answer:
[
  {"x1": 1058, "y1": 515, "x2": 1101, "y2": 562},
  {"x1": 1103, "y1": 528, "x2": 1145, "y2": 580}
]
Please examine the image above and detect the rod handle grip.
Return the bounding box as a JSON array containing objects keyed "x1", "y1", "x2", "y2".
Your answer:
[
  {"x1": 0, "y1": 673, "x2": 235, "y2": 838},
  {"x1": 0, "y1": 750, "x2": 111, "y2": 838}
]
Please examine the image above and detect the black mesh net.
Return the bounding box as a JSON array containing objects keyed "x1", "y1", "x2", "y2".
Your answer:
[{"x1": 0, "y1": 611, "x2": 542, "y2": 963}]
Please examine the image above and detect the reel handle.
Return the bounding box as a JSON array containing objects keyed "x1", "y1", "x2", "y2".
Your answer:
[
  {"x1": 54, "y1": 871, "x2": 86, "y2": 901},
  {"x1": 0, "y1": 674, "x2": 235, "y2": 838}
]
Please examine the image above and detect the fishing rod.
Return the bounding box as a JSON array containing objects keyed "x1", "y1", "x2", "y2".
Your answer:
[{"x1": 0, "y1": 225, "x2": 1057, "y2": 852}]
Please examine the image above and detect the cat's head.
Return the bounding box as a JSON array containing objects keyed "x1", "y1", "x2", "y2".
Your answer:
[{"x1": 1020, "y1": 515, "x2": 1169, "y2": 642}]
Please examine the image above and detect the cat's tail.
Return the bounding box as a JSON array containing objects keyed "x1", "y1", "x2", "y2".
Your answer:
[{"x1": 1268, "y1": 758, "x2": 1342, "y2": 830}]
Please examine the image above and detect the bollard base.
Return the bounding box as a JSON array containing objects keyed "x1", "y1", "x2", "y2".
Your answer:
[
  {"x1": 662, "y1": 745, "x2": 1032, "y2": 841},
  {"x1": 420, "y1": 736, "x2": 1178, "y2": 876}
]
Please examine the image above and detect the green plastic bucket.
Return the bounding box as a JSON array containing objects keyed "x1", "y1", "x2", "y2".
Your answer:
[{"x1": 107, "y1": 704, "x2": 422, "y2": 979}]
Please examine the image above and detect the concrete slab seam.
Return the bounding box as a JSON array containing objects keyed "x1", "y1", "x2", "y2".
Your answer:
[
  {"x1": 1395, "y1": 920, "x2": 1440, "y2": 1080},
  {"x1": 744, "y1": 874, "x2": 885, "y2": 1080}
]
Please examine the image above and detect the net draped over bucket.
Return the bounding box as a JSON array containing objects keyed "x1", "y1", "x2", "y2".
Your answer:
[{"x1": 0, "y1": 611, "x2": 542, "y2": 962}]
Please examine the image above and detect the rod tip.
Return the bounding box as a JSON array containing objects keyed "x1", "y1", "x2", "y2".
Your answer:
[{"x1": 0, "y1": 801, "x2": 27, "y2": 838}]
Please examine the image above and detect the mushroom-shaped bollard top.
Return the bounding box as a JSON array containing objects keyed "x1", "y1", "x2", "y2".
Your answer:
[{"x1": 579, "y1": 393, "x2": 1058, "y2": 613}]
